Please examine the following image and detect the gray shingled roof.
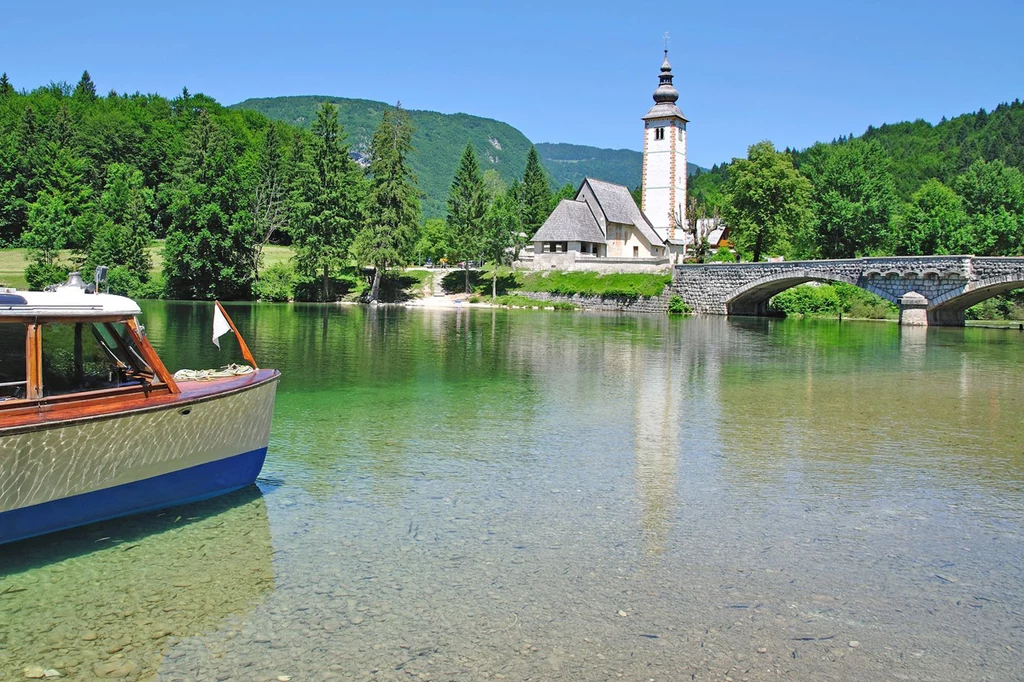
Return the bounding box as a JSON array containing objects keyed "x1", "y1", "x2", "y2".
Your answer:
[
  {"x1": 582, "y1": 178, "x2": 665, "y2": 247},
  {"x1": 532, "y1": 200, "x2": 606, "y2": 243},
  {"x1": 642, "y1": 102, "x2": 688, "y2": 121}
]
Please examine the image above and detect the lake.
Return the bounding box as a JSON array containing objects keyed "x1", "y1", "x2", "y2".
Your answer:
[{"x1": 2, "y1": 302, "x2": 1023, "y2": 681}]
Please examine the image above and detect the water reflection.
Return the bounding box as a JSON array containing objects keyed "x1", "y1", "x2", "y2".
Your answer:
[
  {"x1": 12, "y1": 302, "x2": 1018, "y2": 682},
  {"x1": 0, "y1": 488, "x2": 273, "y2": 681}
]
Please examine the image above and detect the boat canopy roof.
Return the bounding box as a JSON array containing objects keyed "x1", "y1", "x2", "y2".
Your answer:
[{"x1": 0, "y1": 287, "x2": 141, "y2": 319}]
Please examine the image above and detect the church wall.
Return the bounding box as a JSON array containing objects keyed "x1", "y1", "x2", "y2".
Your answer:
[{"x1": 606, "y1": 221, "x2": 658, "y2": 258}]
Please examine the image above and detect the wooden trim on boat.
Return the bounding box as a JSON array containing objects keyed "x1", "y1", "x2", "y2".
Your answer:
[
  {"x1": 25, "y1": 322, "x2": 41, "y2": 400},
  {"x1": 126, "y1": 317, "x2": 179, "y2": 394},
  {"x1": 0, "y1": 368, "x2": 280, "y2": 436}
]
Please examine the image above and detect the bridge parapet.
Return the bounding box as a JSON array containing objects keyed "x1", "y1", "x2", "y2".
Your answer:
[{"x1": 672, "y1": 255, "x2": 1024, "y2": 325}]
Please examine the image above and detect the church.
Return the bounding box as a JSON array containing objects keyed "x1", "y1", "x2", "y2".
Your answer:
[{"x1": 530, "y1": 51, "x2": 723, "y2": 268}]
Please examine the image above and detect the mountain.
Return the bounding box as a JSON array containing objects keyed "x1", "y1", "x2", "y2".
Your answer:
[
  {"x1": 233, "y1": 96, "x2": 535, "y2": 218},
  {"x1": 536, "y1": 142, "x2": 703, "y2": 190},
  {"x1": 232, "y1": 96, "x2": 705, "y2": 217}
]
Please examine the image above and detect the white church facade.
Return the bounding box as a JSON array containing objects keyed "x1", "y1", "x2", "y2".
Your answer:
[{"x1": 530, "y1": 51, "x2": 724, "y2": 270}]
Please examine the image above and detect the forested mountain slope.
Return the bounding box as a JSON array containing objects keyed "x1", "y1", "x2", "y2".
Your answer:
[
  {"x1": 849, "y1": 100, "x2": 1024, "y2": 198},
  {"x1": 233, "y1": 96, "x2": 705, "y2": 215},
  {"x1": 233, "y1": 96, "x2": 534, "y2": 218},
  {"x1": 536, "y1": 142, "x2": 702, "y2": 190}
]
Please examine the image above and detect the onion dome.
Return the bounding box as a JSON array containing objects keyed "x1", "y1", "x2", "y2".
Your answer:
[
  {"x1": 653, "y1": 50, "x2": 679, "y2": 104},
  {"x1": 642, "y1": 50, "x2": 688, "y2": 122}
]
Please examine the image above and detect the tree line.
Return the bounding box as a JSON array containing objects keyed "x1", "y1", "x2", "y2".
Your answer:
[
  {"x1": 687, "y1": 100, "x2": 1024, "y2": 262},
  {"x1": 0, "y1": 72, "x2": 564, "y2": 301}
]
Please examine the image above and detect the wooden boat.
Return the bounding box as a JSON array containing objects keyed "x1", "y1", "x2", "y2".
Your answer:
[{"x1": 0, "y1": 275, "x2": 279, "y2": 545}]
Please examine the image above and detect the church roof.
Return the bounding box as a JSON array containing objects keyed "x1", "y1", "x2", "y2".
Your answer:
[
  {"x1": 532, "y1": 200, "x2": 606, "y2": 243},
  {"x1": 642, "y1": 102, "x2": 688, "y2": 121},
  {"x1": 581, "y1": 178, "x2": 665, "y2": 247},
  {"x1": 642, "y1": 50, "x2": 688, "y2": 122}
]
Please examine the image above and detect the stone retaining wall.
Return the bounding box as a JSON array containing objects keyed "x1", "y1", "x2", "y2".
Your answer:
[{"x1": 517, "y1": 290, "x2": 672, "y2": 314}]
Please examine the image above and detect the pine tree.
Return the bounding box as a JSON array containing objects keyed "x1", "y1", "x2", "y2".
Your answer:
[
  {"x1": 73, "y1": 71, "x2": 97, "y2": 101},
  {"x1": 290, "y1": 102, "x2": 366, "y2": 300},
  {"x1": 520, "y1": 146, "x2": 552, "y2": 237},
  {"x1": 446, "y1": 143, "x2": 486, "y2": 293},
  {"x1": 352, "y1": 105, "x2": 420, "y2": 301},
  {"x1": 0, "y1": 73, "x2": 12, "y2": 98}
]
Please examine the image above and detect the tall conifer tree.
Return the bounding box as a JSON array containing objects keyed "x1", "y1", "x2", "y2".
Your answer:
[
  {"x1": 290, "y1": 102, "x2": 365, "y2": 300},
  {"x1": 446, "y1": 143, "x2": 486, "y2": 293},
  {"x1": 521, "y1": 146, "x2": 552, "y2": 237},
  {"x1": 352, "y1": 105, "x2": 420, "y2": 301},
  {"x1": 73, "y1": 71, "x2": 97, "y2": 101}
]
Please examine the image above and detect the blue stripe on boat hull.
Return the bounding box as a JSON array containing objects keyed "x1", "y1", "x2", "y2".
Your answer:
[{"x1": 0, "y1": 447, "x2": 268, "y2": 546}]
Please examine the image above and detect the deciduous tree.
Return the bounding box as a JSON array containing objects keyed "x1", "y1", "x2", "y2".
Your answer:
[
  {"x1": 163, "y1": 109, "x2": 253, "y2": 299},
  {"x1": 723, "y1": 141, "x2": 811, "y2": 262},
  {"x1": 952, "y1": 159, "x2": 1024, "y2": 255},
  {"x1": 798, "y1": 140, "x2": 898, "y2": 258},
  {"x1": 89, "y1": 163, "x2": 154, "y2": 284},
  {"x1": 248, "y1": 123, "x2": 288, "y2": 284},
  {"x1": 480, "y1": 189, "x2": 523, "y2": 297},
  {"x1": 892, "y1": 179, "x2": 968, "y2": 255}
]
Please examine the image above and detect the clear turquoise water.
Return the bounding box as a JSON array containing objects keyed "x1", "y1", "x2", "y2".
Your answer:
[{"x1": 2, "y1": 303, "x2": 1024, "y2": 681}]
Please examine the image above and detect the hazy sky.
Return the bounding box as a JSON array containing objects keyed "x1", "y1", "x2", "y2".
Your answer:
[{"x1": 3, "y1": 0, "x2": 1022, "y2": 167}]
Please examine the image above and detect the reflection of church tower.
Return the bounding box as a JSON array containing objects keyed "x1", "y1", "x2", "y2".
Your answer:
[
  {"x1": 631, "y1": 339, "x2": 681, "y2": 555},
  {"x1": 641, "y1": 51, "x2": 689, "y2": 242}
]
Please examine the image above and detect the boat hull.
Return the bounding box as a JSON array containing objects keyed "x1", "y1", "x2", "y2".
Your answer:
[{"x1": 0, "y1": 375, "x2": 278, "y2": 545}]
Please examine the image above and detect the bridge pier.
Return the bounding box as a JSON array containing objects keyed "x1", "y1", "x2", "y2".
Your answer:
[
  {"x1": 927, "y1": 308, "x2": 966, "y2": 327},
  {"x1": 898, "y1": 292, "x2": 929, "y2": 326}
]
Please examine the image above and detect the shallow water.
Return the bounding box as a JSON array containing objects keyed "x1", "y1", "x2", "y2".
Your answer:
[{"x1": 3, "y1": 303, "x2": 1024, "y2": 681}]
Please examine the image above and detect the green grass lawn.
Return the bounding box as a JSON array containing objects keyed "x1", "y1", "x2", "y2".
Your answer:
[
  {"x1": 0, "y1": 248, "x2": 29, "y2": 289},
  {"x1": 0, "y1": 242, "x2": 296, "y2": 291}
]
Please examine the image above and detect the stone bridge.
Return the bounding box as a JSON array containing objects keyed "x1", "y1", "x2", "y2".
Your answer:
[{"x1": 672, "y1": 256, "x2": 1024, "y2": 325}]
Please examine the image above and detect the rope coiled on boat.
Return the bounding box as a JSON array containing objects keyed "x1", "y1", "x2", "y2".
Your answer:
[{"x1": 173, "y1": 364, "x2": 255, "y2": 382}]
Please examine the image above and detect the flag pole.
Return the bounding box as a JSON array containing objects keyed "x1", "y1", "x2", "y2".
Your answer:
[{"x1": 214, "y1": 300, "x2": 258, "y2": 369}]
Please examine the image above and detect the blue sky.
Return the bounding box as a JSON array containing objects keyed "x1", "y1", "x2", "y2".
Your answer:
[{"x1": 2, "y1": 0, "x2": 1022, "y2": 167}]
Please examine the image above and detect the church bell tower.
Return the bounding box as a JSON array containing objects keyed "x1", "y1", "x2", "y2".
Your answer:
[{"x1": 641, "y1": 50, "x2": 688, "y2": 241}]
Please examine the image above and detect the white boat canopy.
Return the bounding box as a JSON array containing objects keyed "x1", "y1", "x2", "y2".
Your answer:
[{"x1": 0, "y1": 286, "x2": 142, "y2": 319}]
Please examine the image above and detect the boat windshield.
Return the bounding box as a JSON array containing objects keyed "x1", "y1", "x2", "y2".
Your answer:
[
  {"x1": 0, "y1": 323, "x2": 27, "y2": 401},
  {"x1": 41, "y1": 321, "x2": 154, "y2": 397}
]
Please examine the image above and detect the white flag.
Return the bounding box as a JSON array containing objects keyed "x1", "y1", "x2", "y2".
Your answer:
[{"x1": 212, "y1": 304, "x2": 230, "y2": 349}]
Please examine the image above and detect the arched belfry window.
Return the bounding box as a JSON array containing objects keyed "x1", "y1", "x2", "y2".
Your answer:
[{"x1": 654, "y1": 128, "x2": 664, "y2": 141}]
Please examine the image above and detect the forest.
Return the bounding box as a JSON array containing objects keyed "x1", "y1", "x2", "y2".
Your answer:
[
  {"x1": 0, "y1": 72, "x2": 560, "y2": 302},
  {"x1": 687, "y1": 99, "x2": 1024, "y2": 262}
]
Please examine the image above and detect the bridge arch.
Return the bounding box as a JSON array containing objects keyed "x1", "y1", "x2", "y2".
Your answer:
[
  {"x1": 725, "y1": 269, "x2": 871, "y2": 316},
  {"x1": 927, "y1": 274, "x2": 1024, "y2": 325}
]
